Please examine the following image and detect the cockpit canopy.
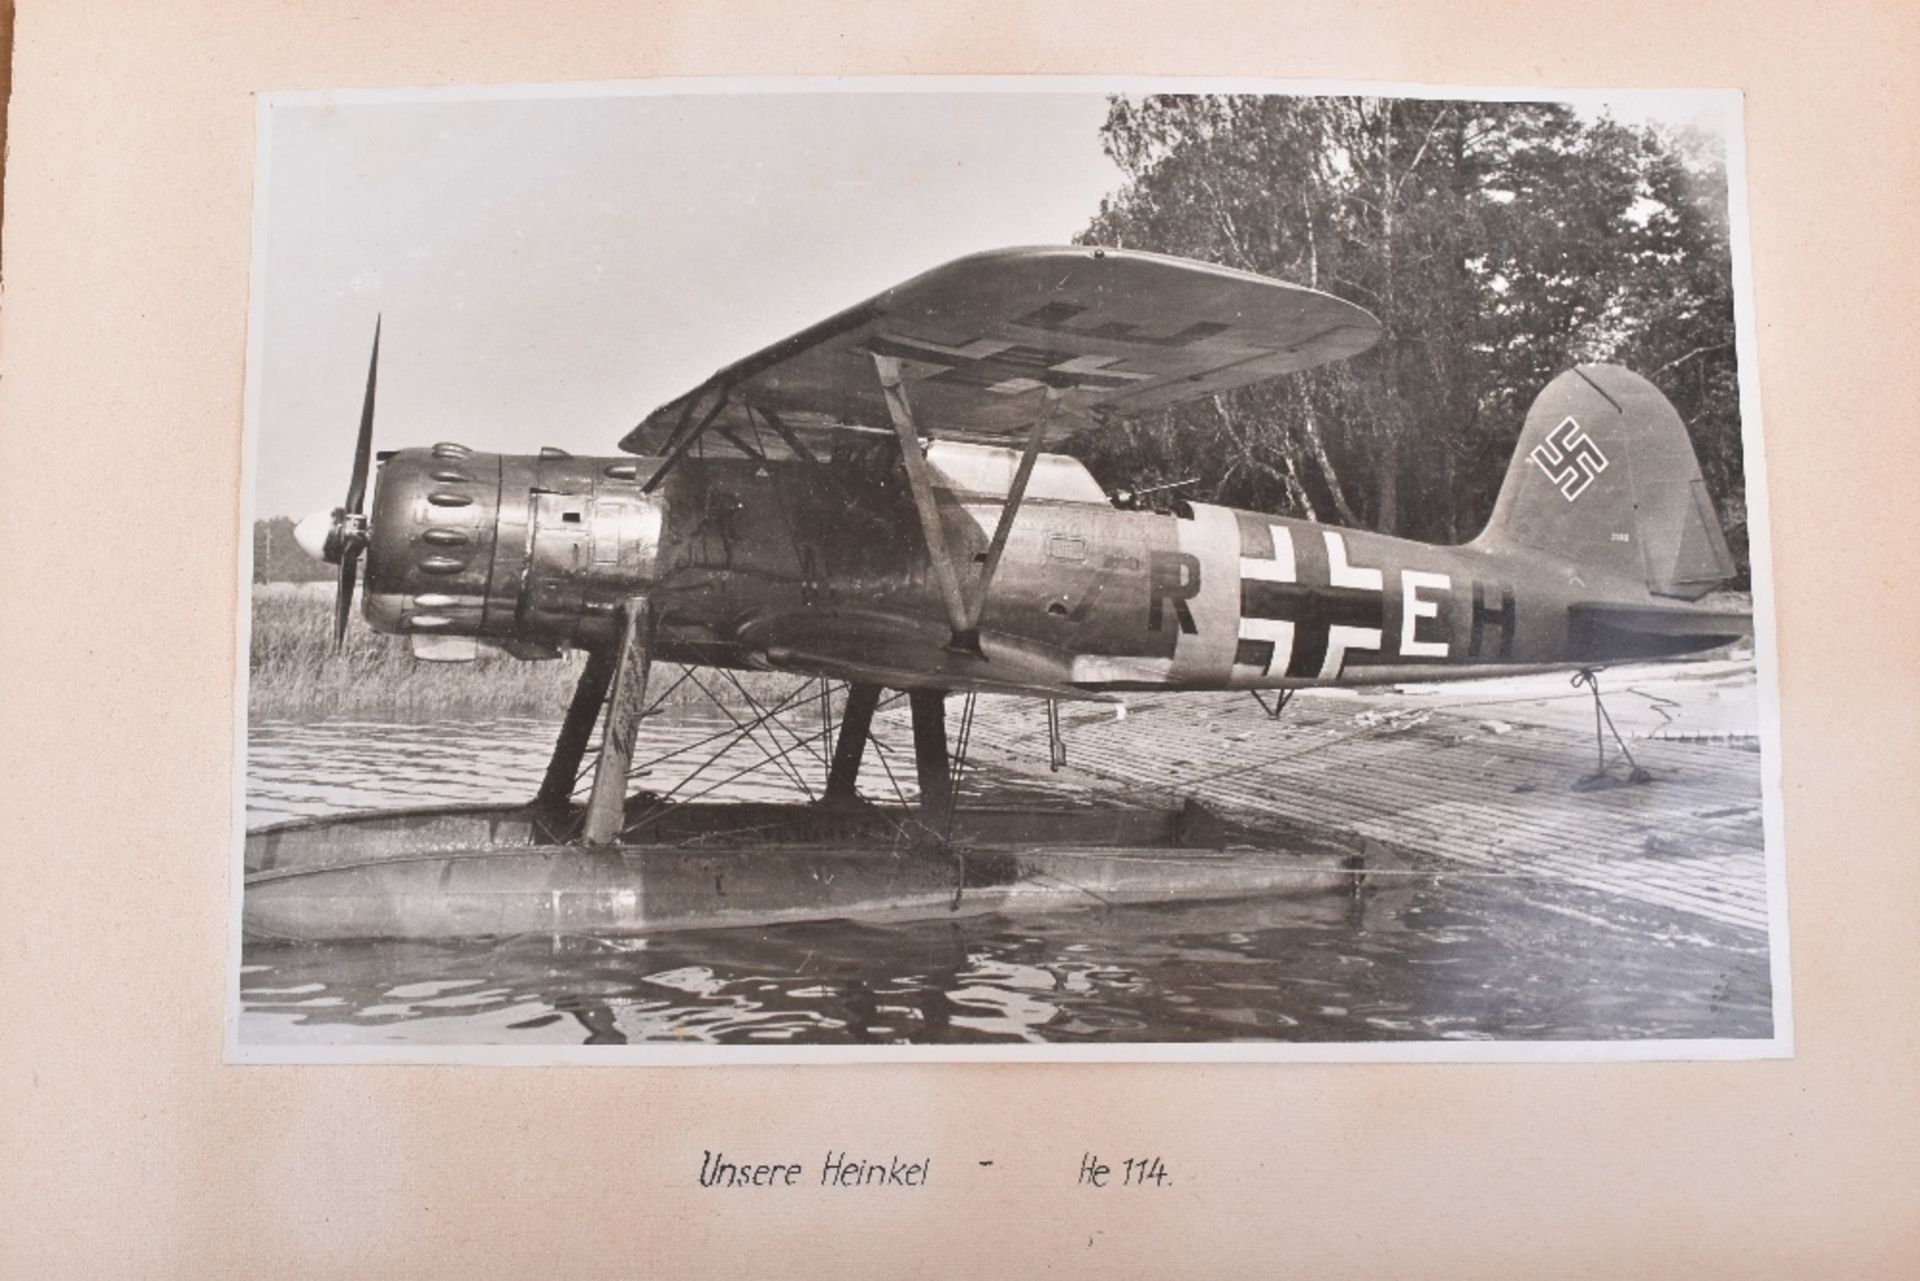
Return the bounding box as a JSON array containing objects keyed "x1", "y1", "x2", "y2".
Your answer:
[{"x1": 924, "y1": 439, "x2": 1107, "y2": 504}]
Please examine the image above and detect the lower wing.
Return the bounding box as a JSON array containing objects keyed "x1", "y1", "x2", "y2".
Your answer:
[{"x1": 736, "y1": 610, "x2": 1118, "y2": 702}]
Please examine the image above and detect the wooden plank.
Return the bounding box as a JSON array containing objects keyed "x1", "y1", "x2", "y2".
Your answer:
[{"x1": 950, "y1": 668, "x2": 1770, "y2": 934}]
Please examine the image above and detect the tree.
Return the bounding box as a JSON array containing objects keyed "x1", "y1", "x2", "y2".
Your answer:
[
  {"x1": 1072, "y1": 94, "x2": 1747, "y2": 579},
  {"x1": 253, "y1": 517, "x2": 334, "y2": 583}
]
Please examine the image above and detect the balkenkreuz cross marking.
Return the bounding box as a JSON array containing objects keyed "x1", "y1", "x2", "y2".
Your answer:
[{"x1": 1234, "y1": 526, "x2": 1385, "y2": 680}]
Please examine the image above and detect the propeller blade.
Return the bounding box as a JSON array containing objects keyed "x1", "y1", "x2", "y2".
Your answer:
[
  {"x1": 344, "y1": 315, "x2": 381, "y2": 514},
  {"x1": 332, "y1": 552, "x2": 360, "y2": 652}
]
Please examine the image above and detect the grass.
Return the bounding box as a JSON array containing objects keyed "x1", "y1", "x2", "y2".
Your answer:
[{"x1": 247, "y1": 587, "x2": 811, "y2": 721}]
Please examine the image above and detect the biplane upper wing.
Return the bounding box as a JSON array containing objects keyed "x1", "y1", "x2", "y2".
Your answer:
[{"x1": 618, "y1": 246, "x2": 1381, "y2": 459}]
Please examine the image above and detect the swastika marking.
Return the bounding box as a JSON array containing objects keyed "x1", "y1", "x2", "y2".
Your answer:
[{"x1": 1529, "y1": 416, "x2": 1609, "y2": 501}]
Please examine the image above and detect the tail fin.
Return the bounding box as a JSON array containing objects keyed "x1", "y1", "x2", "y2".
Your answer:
[{"x1": 1476, "y1": 364, "x2": 1735, "y2": 600}]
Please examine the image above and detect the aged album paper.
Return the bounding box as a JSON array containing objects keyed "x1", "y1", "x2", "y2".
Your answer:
[{"x1": 1, "y1": 1, "x2": 1915, "y2": 1276}]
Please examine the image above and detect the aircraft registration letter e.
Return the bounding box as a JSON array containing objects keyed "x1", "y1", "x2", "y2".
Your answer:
[{"x1": 1400, "y1": 570, "x2": 1452, "y2": 658}]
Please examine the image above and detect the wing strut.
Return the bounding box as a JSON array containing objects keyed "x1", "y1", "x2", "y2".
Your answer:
[
  {"x1": 872, "y1": 353, "x2": 1063, "y2": 658},
  {"x1": 640, "y1": 386, "x2": 732, "y2": 495},
  {"x1": 872, "y1": 352, "x2": 981, "y2": 656},
  {"x1": 962, "y1": 385, "x2": 1061, "y2": 649}
]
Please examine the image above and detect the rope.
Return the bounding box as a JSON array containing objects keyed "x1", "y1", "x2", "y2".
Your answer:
[{"x1": 1571, "y1": 668, "x2": 1643, "y2": 776}]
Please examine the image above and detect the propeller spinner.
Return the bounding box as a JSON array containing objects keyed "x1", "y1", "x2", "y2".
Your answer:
[{"x1": 292, "y1": 317, "x2": 381, "y2": 651}]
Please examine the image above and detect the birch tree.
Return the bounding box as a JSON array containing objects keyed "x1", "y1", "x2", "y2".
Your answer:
[{"x1": 1073, "y1": 94, "x2": 1745, "y2": 576}]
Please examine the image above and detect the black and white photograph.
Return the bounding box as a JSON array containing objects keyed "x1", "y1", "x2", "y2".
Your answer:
[{"x1": 233, "y1": 79, "x2": 1785, "y2": 1060}]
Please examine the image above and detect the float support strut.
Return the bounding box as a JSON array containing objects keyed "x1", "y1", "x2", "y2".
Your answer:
[
  {"x1": 909, "y1": 689, "x2": 953, "y2": 824},
  {"x1": 1046, "y1": 699, "x2": 1067, "y2": 772},
  {"x1": 1249, "y1": 688, "x2": 1295, "y2": 721},
  {"x1": 825, "y1": 682, "x2": 883, "y2": 801},
  {"x1": 584, "y1": 597, "x2": 654, "y2": 845},
  {"x1": 535, "y1": 644, "x2": 620, "y2": 808}
]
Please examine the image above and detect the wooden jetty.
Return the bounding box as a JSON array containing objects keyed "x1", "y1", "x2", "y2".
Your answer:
[
  {"x1": 949, "y1": 659, "x2": 1770, "y2": 935},
  {"x1": 243, "y1": 657, "x2": 1769, "y2": 942}
]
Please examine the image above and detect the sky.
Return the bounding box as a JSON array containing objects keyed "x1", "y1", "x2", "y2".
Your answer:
[
  {"x1": 251, "y1": 90, "x2": 1127, "y2": 518},
  {"x1": 249, "y1": 83, "x2": 1734, "y2": 520}
]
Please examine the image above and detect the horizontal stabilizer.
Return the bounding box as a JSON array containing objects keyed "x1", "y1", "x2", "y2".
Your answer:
[{"x1": 1568, "y1": 600, "x2": 1752, "y2": 664}]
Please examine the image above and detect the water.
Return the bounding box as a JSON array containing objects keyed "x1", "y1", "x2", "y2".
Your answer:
[{"x1": 241, "y1": 716, "x2": 1773, "y2": 1047}]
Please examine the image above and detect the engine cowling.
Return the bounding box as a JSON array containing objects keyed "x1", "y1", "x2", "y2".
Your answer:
[{"x1": 360, "y1": 443, "x2": 667, "y2": 652}]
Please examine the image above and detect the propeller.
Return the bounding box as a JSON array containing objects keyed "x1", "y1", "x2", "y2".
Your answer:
[{"x1": 292, "y1": 316, "x2": 381, "y2": 652}]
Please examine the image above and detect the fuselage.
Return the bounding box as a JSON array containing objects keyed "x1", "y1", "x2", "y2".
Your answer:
[{"x1": 359, "y1": 439, "x2": 1738, "y2": 692}]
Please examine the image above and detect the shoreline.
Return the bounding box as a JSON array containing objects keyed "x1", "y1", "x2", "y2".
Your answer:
[{"x1": 246, "y1": 587, "x2": 815, "y2": 720}]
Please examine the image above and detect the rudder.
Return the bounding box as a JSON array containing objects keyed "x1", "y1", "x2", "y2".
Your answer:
[{"x1": 1476, "y1": 364, "x2": 1735, "y2": 600}]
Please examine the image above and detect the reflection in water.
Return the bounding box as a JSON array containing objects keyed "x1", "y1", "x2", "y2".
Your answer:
[
  {"x1": 242, "y1": 717, "x2": 1773, "y2": 1046},
  {"x1": 240, "y1": 877, "x2": 1773, "y2": 1046}
]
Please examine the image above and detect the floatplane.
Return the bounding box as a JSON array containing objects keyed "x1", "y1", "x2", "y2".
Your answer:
[{"x1": 246, "y1": 246, "x2": 1749, "y2": 940}]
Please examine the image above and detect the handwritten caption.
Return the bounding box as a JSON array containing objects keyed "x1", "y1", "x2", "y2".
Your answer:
[
  {"x1": 700, "y1": 1150, "x2": 931, "y2": 1189},
  {"x1": 697, "y1": 1149, "x2": 1175, "y2": 1191},
  {"x1": 1078, "y1": 1153, "x2": 1173, "y2": 1188}
]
